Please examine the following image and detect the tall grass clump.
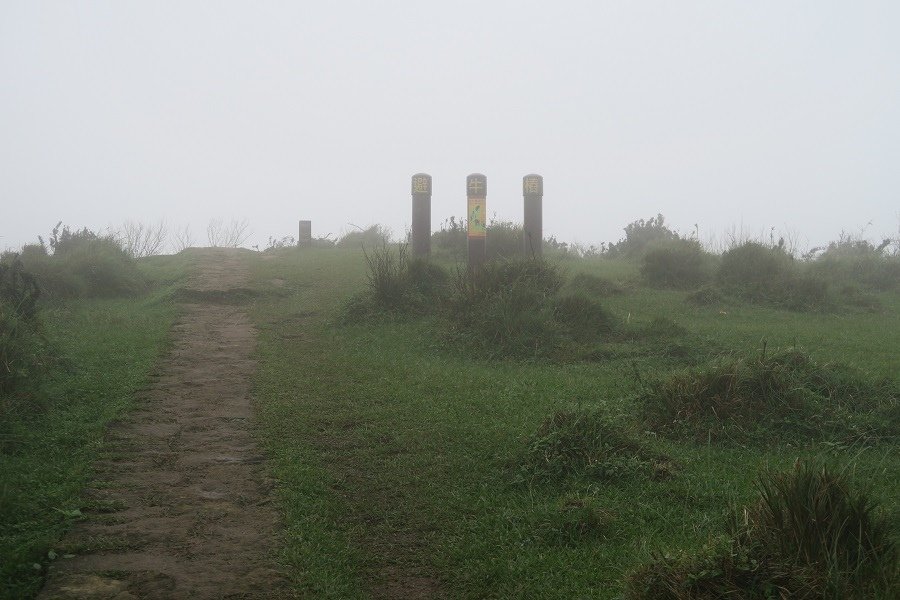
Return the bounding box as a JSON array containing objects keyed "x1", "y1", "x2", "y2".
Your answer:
[
  {"x1": 626, "y1": 461, "x2": 898, "y2": 599},
  {"x1": 11, "y1": 223, "x2": 145, "y2": 299},
  {"x1": 0, "y1": 257, "x2": 48, "y2": 401},
  {"x1": 568, "y1": 272, "x2": 625, "y2": 297},
  {"x1": 641, "y1": 238, "x2": 714, "y2": 290},
  {"x1": 641, "y1": 349, "x2": 898, "y2": 443},
  {"x1": 342, "y1": 244, "x2": 448, "y2": 319}
]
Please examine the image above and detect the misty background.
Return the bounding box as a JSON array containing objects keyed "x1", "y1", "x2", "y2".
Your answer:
[{"x1": 2, "y1": 1, "x2": 898, "y2": 253}]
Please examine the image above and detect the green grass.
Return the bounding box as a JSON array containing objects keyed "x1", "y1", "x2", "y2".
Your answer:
[
  {"x1": 246, "y1": 249, "x2": 900, "y2": 598},
  {"x1": 0, "y1": 258, "x2": 186, "y2": 599}
]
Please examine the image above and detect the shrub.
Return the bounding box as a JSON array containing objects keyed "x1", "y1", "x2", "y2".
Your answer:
[
  {"x1": 519, "y1": 409, "x2": 667, "y2": 483},
  {"x1": 431, "y1": 217, "x2": 530, "y2": 261},
  {"x1": 607, "y1": 214, "x2": 679, "y2": 257},
  {"x1": 718, "y1": 242, "x2": 830, "y2": 311},
  {"x1": 486, "y1": 219, "x2": 525, "y2": 260},
  {"x1": 641, "y1": 349, "x2": 898, "y2": 443},
  {"x1": 810, "y1": 236, "x2": 900, "y2": 292},
  {"x1": 626, "y1": 461, "x2": 898, "y2": 599},
  {"x1": 718, "y1": 242, "x2": 794, "y2": 287},
  {"x1": 15, "y1": 225, "x2": 145, "y2": 299},
  {"x1": 336, "y1": 224, "x2": 392, "y2": 249},
  {"x1": 641, "y1": 239, "x2": 714, "y2": 289}
]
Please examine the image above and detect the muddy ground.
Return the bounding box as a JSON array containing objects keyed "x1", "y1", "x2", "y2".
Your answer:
[{"x1": 39, "y1": 250, "x2": 287, "y2": 600}]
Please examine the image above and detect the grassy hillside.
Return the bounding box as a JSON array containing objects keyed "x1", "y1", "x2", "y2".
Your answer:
[{"x1": 246, "y1": 247, "x2": 899, "y2": 598}]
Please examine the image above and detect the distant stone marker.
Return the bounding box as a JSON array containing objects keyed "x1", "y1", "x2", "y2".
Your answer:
[
  {"x1": 522, "y1": 174, "x2": 543, "y2": 257},
  {"x1": 411, "y1": 173, "x2": 432, "y2": 257},
  {"x1": 467, "y1": 173, "x2": 487, "y2": 269},
  {"x1": 298, "y1": 220, "x2": 312, "y2": 247}
]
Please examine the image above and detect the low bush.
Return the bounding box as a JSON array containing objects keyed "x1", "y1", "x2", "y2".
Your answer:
[
  {"x1": 641, "y1": 349, "x2": 898, "y2": 443},
  {"x1": 810, "y1": 236, "x2": 900, "y2": 292},
  {"x1": 641, "y1": 239, "x2": 714, "y2": 290},
  {"x1": 519, "y1": 409, "x2": 668, "y2": 483},
  {"x1": 717, "y1": 242, "x2": 831, "y2": 311},
  {"x1": 607, "y1": 214, "x2": 679, "y2": 258},
  {"x1": 626, "y1": 461, "x2": 898, "y2": 599},
  {"x1": 10, "y1": 224, "x2": 145, "y2": 299},
  {"x1": 336, "y1": 224, "x2": 392, "y2": 249}
]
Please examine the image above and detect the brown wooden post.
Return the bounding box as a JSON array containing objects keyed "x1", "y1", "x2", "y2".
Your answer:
[
  {"x1": 411, "y1": 173, "x2": 432, "y2": 257},
  {"x1": 467, "y1": 174, "x2": 487, "y2": 269},
  {"x1": 523, "y1": 174, "x2": 543, "y2": 258},
  {"x1": 298, "y1": 220, "x2": 312, "y2": 247}
]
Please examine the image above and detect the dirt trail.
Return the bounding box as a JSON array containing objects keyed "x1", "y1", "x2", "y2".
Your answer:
[{"x1": 40, "y1": 250, "x2": 288, "y2": 600}]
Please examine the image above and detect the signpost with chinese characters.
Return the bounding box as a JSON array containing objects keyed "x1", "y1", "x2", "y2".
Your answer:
[
  {"x1": 411, "y1": 173, "x2": 432, "y2": 257},
  {"x1": 298, "y1": 220, "x2": 312, "y2": 247},
  {"x1": 467, "y1": 173, "x2": 487, "y2": 269},
  {"x1": 522, "y1": 174, "x2": 543, "y2": 257}
]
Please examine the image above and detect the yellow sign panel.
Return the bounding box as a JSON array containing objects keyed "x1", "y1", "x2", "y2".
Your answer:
[
  {"x1": 468, "y1": 198, "x2": 486, "y2": 238},
  {"x1": 412, "y1": 175, "x2": 430, "y2": 194}
]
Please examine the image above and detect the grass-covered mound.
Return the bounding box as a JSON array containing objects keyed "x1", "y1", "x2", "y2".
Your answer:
[
  {"x1": 519, "y1": 409, "x2": 670, "y2": 484},
  {"x1": 626, "y1": 461, "x2": 898, "y2": 599},
  {"x1": 641, "y1": 349, "x2": 898, "y2": 443}
]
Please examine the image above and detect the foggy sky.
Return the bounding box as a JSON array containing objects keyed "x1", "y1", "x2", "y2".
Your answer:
[{"x1": 2, "y1": 1, "x2": 899, "y2": 253}]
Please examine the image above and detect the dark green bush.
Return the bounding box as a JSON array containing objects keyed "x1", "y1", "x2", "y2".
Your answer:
[
  {"x1": 641, "y1": 349, "x2": 898, "y2": 443},
  {"x1": 810, "y1": 237, "x2": 900, "y2": 291},
  {"x1": 718, "y1": 242, "x2": 794, "y2": 287},
  {"x1": 626, "y1": 461, "x2": 898, "y2": 599},
  {"x1": 14, "y1": 225, "x2": 145, "y2": 299},
  {"x1": 431, "y1": 217, "x2": 530, "y2": 261},
  {"x1": 607, "y1": 214, "x2": 679, "y2": 257},
  {"x1": 336, "y1": 224, "x2": 391, "y2": 249},
  {"x1": 718, "y1": 242, "x2": 830, "y2": 311},
  {"x1": 641, "y1": 239, "x2": 714, "y2": 289}
]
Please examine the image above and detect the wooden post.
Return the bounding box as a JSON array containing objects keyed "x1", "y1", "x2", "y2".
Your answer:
[
  {"x1": 298, "y1": 220, "x2": 312, "y2": 247},
  {"x1": 523, "y1": 174, "x2": 543, "y2": 258},
  {"x1": 411, "y1": 173, "x2": 432, "y2": 257},
  {"x1": 467, "y1": 173, "x2": 487, "y2": 269}
]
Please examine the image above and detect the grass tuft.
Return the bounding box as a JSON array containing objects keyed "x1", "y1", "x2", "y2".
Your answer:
[
  {"x1": 519, "y1": 409, "x2": 668, "y2": 483},
  {"x1": 625, "y1": 460, "x2": 898, "y2": 599}
]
